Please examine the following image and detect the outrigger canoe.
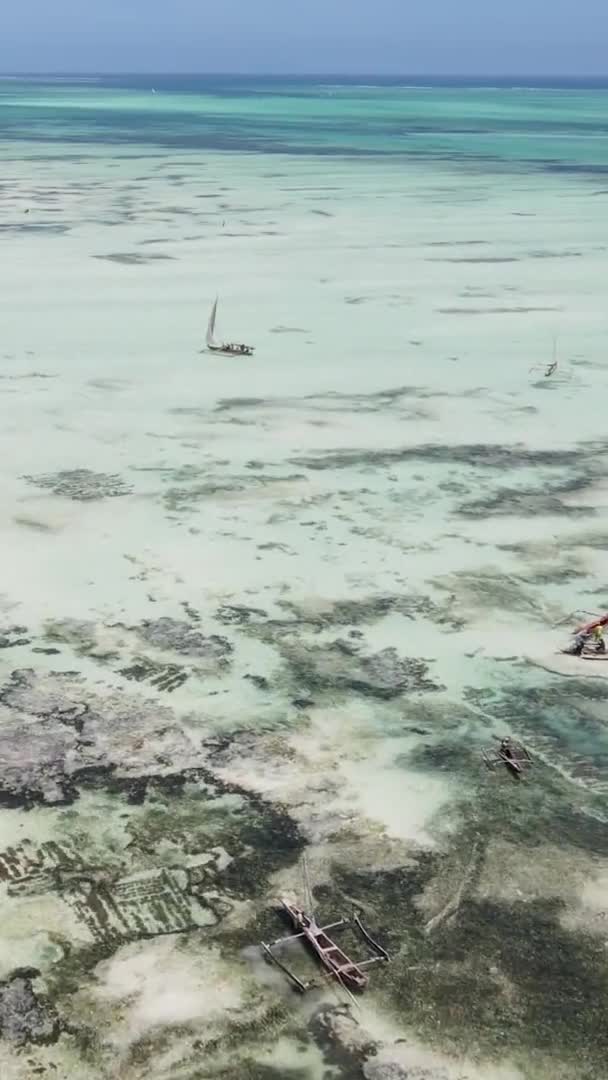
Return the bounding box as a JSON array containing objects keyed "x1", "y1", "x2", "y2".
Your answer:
[
  {"x1": 482, "y1": 738, "x2": 532, "y2": 778},
  {"x1": 261, "y1": 890, "x2": 389, "y2": 997},
  {"x1": 568, "y1": 612, "x2": 608, "y2": 661},
  {"x1": 278, "y1": 900, "x2": 369, "y2": 992}
]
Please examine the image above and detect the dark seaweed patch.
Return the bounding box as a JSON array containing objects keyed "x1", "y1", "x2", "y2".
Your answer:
[
  {"x1": 269, "y1": 325, "x2": 309, "y2": 334},
  {"x1": 281, "y1": 640, "x2": 442, "y2": 700},
  {"x1": 318, "y1": 843, "x2": 608, "y2": 1074},
  {"x1": 289, "y1": 443, "x2": 583, "y2": 473},
  {"x1": 427, "y1": 255, "x2": 520, "y2": 263},
  {"x1": 438, "y1": 306, "x2": 563, "y2": 315},
  {"x1": 401, "y1": 898, "x2": 608, "y2": 1068},
  {"x1": 22, "y1": 469, "x2": 131, "y2": 501},
  {"x1": 243, "y1": 674, "x2": 270, "y2": 690},
  {"x1": 119, "y1": 657, "x2": 189, "y2": 692},
  {"x1": 44, "y1": 619, "x2": 105, "y2": 658},
  {"x1": 457, "y1": 485, "x2": 593, "y2": 519},
  {"x1": 162, "y1": 472, "x2": 305, "y2": 512},
  {"x1": 216, "y1": 604, "x2": 269, "y2": 626},
  {"x1": 431, "y1": 569, "x2": 549, "y2": 621},
  {"x1": 404, "y1": 740, "x2": 476, "y2": 776},
  {"x1": 0, "y1": 372, "x2": 55, "y2": 382},
  {"x1": 105, "y1": 764, "x2": 306, "y2": 899},
  {"x1": 190, "y1": 1064, "x2": 308, "y2": 1080},
  {"x1": 0, "y1": 223, "x2": 69, "y2": 235},
  {"x1": 251, "y1": 594, "x2": 464, "y2": 635},
  {"x1": 93, "y1": 252, "x2": 175, "y2": 264},
  {"x1": 0, "y1": 626, "x2": 31, "y2": 649},
  {"x1": 212, "y1": 397, "x2": 266, "y2": 411},
  {"x1": 213, "y1": 385, "x2": 452, "y2": 415}
]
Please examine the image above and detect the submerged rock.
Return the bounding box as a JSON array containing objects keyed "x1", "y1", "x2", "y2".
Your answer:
[
  {"x1": 310, "y1": 1004, "x2": 379, "y2": 1072},
  {"x1": 364, "y1": 1066, "x2": 446, "y2": 1080},
  {"x1": 363, "y1": 1067, "x2": 409, "y2": 1080},
  {"x1": 136, "y1": 617, "x2": 233, "y2": 664},
  {"x1": 0, "y1": 970, "x2": 60, "y2": 1045},
  {"x1": 0, "y1": 668, "x2": 206, "y2": 807}
]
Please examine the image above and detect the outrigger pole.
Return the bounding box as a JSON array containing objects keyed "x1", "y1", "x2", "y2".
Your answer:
[
  {"x1": 353, "y1": 913, "x2": 390, "y2": 962},
  {"x1": 260, "y1": 943, "x2": 310, "y2": 993}
]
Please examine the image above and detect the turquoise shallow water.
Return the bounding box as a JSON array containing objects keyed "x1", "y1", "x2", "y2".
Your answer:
[
  {"x1": 2, "y1": 74, "x2": 608, "y2": 170},
  {"x1": 1, "y1": 76, "x2": 608, "y2": 1080}
]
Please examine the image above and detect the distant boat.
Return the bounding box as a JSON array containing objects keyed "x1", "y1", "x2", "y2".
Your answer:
[
  {"x1": 529, "y1": 336, "x2": 563, "y2": 381},
  {"x1": 544, "y1": 336, "x2": 558, "y2": 377},
  {"x1": 205, "y1": 297, "x2": 254, "y2": 357}
]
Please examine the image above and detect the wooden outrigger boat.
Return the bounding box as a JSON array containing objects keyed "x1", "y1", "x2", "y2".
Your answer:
[
  {"x1": 260, "y1": 859, "x2": 389, "y2": 999},
  {"x1": 483, "y1": 737, "x2": 532, "y2": 778},
  {"x1": 561, "y1": 611, "x2": 608, "y2": 661},
  {"x1": 206, "y1": 297, "x2": 254, "y2": 357}
]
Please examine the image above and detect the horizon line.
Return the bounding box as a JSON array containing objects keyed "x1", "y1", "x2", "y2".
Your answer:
[{"x1": 2, "y1": 70, "x2": 608, "y2": 79}]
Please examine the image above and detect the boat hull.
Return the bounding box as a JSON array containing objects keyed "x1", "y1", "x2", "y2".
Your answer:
[{"x1": 208, "y1": 345, "x2": 254, "y2": 357}]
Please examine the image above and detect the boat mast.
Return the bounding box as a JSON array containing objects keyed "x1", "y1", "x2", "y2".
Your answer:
[
  {"x1": 302, "y1": 854, "x2": 315, "y2": 921},
  {"x1": 206, "y1": 297, "x2": 219, "y2": 348}
]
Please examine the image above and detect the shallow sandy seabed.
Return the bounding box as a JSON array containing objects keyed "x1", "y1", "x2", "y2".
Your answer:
[{"x1": 0, "y1": 140, "x2": 608, "y2": 1079}]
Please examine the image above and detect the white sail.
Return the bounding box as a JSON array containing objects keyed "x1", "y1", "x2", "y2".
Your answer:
[{"x1": 206, "y1": 297, "x2": 219, "y2": 347}]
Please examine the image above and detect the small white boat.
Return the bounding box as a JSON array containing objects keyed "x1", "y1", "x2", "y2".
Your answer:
[{"x1": 206, "y1": 297, "x2": 254, "y2": 357}]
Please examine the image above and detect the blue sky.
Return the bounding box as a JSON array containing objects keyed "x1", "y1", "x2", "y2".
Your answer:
[{"x1": 2, "y1": 0, "x2": 607, "y2": 74}]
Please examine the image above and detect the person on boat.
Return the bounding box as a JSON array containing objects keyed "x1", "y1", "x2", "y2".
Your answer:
[
  {"x1": 564, "y1": 629, "x2": 590, "y2": 656},
  {"x1": 591, "y1": 625, "x2": 606, "y2": 653},
  {"x1": 499, "y1": 737, "x2": 514, "y2": 759}
]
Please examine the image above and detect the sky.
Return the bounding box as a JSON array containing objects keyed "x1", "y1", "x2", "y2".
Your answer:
[{"x1": 1, "y1": 0, "x2": 607, "y2": 75}]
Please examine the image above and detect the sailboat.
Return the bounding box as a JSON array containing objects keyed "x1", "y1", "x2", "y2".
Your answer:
[
  {"x1": 544, "y1": 337, "x2": 558, "y2": 378},
  {"x1": 529, "y1": 337, "x2": 566, "y2": 382},
  {"x1": 206, "y1": 297, "x2": 254, "y2": 357}
]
